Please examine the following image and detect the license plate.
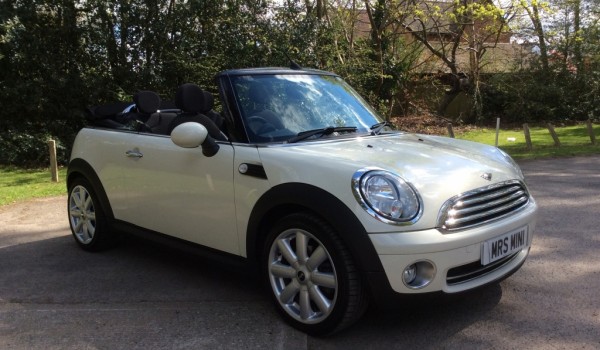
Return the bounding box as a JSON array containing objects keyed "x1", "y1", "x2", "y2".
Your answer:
[{"x1": 481, "y1": 226, "x2": 528, "y2": 265}]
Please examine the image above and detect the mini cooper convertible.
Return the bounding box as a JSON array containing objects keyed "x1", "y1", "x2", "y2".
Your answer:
[{"x1": 68, "y1": 67, "x2": 538, "y2": 335}]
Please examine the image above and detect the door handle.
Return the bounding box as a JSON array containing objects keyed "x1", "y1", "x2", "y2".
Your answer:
[{"x1": 125, "y1": 150, "x2": 143, "y2": 158}]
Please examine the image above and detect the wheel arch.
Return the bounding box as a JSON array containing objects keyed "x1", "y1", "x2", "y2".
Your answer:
[
  {"x1": 246, "y1": 183, "x2": 384, "y2": 274},
  {"x1": 67, "y1": 158, "x2": 115, "y2": 221}
]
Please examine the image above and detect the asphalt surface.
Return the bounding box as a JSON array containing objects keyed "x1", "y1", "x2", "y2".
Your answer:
[{"x1": 1, "y1": 155, "x2": 599, "y2": 349}]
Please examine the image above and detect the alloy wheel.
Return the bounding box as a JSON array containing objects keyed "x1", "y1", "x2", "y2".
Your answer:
[
  {"x1": 268, "y1": 228, "x2": 338, "y2": 324},
  {"x1": 69, "y1": 185, "x2": 97, "y2": 245}
]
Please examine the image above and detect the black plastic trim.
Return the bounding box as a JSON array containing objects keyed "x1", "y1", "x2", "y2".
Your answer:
[
  {"x1": 239, "y1": 163, "x2": 267, "y2": 179},
  {"x1": 217, "y1": 75, "x2": 248, "y2": 143},
  {"x1": 447, "y1": 251, "x2": 521, "y2": 285},
  {"x1": 112, "y1": 220, "x2": 249, "y2": 272}
]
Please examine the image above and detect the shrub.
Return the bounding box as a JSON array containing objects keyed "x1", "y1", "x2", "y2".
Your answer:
[{"x1": 0, "y1": 130, "x2": 69, "y2": 168}]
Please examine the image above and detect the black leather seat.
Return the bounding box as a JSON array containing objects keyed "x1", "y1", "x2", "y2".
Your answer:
[
  {"x1": 119, "y1": 91, "x2": 161, "y2": 130},
  {"x1": 167, "y1": 83, "x2": 226, "y2": 141},
  {"x1": 133, "y1": 91, "x2": 161, "y2": 121}
]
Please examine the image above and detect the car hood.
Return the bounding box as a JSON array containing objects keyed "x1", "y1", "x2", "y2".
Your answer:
[{"x1": 258, "y1": 133, "x2": 525, "y2": 231}]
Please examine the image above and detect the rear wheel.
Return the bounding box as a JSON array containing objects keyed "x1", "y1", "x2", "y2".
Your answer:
[
  {"x1": 263, "y1": 212, "x2": 368, "y2": 335},
  {"x1": 68, "y1": 177, "x2": 117, "y2": 251}
]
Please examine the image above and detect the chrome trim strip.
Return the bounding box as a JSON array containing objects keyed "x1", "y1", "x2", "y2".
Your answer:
[
  {"x1": 458, "y1": 186, "x2": 521, "y2": 206},
  {"x1": 445, "y1": 196, "x2": 528, "y2": 227},
  {"x1": 451, "y1": 191, "x2": 527, "y2": 216}
]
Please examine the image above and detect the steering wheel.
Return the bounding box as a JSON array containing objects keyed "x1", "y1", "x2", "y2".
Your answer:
[{"x1": 247, "y1": 115, "x2": 276, "y2": 134}]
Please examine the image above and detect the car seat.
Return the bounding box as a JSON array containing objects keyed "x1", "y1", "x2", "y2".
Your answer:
[{"x1": 167, "y1": 83, "x2": 227, "y2": 141}]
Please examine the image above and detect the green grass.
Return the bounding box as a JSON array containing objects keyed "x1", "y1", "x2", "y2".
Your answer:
[
  {"x1": 0, "y1": 167, "x2": 67, "y2": 206},
  {"x1": 457, "y1": 124, "x2": 600, "y2": 160}
]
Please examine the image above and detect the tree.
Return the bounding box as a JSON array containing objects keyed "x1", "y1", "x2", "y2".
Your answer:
[{"x1": 400, "y1": 0, "x2": 512, "y2": 122}]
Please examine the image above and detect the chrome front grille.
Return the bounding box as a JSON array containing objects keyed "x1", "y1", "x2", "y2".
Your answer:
[{"x1": 438, "y1": 180, "x2": 530, "y2": 231}]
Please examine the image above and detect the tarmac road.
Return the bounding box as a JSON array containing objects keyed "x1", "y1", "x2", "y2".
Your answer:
[{"x1": 1, "y1": 156, "x2": 599, "y2": 349}]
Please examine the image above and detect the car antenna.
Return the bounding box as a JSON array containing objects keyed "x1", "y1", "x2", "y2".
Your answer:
[{"x1": 284, "y1": 51, "x2": 302, "y2": 70}]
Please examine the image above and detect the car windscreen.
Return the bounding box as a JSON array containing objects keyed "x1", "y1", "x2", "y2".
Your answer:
[{"x1": 230, "y1": 74, "x2": 383, "y2": 143}]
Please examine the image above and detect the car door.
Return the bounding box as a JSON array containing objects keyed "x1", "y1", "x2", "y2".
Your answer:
[{"x1": 110, "y1": 132, "x2": 239, "y2": 255}]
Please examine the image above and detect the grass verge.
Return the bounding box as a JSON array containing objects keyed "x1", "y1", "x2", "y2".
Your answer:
[
  {"x1": 457, "y1": 124, "x2": 600, "y2": 160},
  {"x1": 0, "y1": 167, "x2": 67, "y2": 206}
]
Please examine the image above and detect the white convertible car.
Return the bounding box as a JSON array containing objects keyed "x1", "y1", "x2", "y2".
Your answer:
[{"x1": 68, "y1": 67, "x2": 538, "y2": 335}]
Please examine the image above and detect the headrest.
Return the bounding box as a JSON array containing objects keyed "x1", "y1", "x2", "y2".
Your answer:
[
  {"x1": 201, "y1": 91, "x2": 214, "y2": 113},
  {"x1": 133, "y1": 91, "x2": 161, "y2": 114},
  {"x1": 175, "y1": 83, "x2": 207, "y2": 113}
]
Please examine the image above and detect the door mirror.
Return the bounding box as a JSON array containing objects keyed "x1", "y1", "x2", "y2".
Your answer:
[
  {"x1": 171, "y1": 122, "x2": 207, "y2": 148},
  {"x1": 171, "y1": 122, "x2": 219, "y2": 157}
]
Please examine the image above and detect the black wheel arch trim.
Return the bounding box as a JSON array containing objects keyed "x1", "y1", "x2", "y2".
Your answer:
[
  {"x1": 67, "y1": 158, "x2": 115, "y2": 221},
  {"x1": 246, "y1": 183, "x2": 386, "y2": 274}
]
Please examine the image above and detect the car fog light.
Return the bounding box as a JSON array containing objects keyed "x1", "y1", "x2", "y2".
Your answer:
[
  {"x1": 403, "y1": 264, "x2": 417, "y2": 284},
  {"x1": 402, "y1": 260, "x2": 436, "y2": 289}
]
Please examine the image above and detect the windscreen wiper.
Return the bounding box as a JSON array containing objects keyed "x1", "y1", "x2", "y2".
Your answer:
[
  {"x1": 370, "y1": 121, "x2": 392, "y2": 135},
  {"x1": 287, "y1": 126, "x2": 357, "y2": 143}
]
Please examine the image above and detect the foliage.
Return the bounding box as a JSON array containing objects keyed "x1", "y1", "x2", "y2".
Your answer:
[
  {"x1": 0, "y1": 129, "x2": 70, "y2": 167},
  {"x1": 481, "y1": 0, "x2": 600, "y2": 124},
  {"x1": 1, "y1": 0, "x2": 600, "y2": 167},
  {"x1": 482, "y1": 69, "x2": 600, "y2": 123}
]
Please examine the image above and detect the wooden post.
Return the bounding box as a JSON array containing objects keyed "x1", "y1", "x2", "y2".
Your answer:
[
  {"x1": 447, "y1": 123, "x2": 455, "y2": 138},
  {"x1": 495, "y1": 118, "x2": 500, "y2": 147},
  {"x1": 523, "y1": 124, "x2": 533, "y2": 150},
  {"x1": 587, "y1": 120, "x2": 597, "y2": 145},
  {"x1": 547, "y1": 123, "x2": 561, "y2": 147},
  {"x1": 48, "y1": 139, "x2": 59, "y2": 182}
]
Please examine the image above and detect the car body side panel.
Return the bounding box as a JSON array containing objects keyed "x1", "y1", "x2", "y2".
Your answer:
[
  {"x1": 231, "y1": 144, "x2": 272, "y2": 257},
  {"x1": 70, "y1": 128, "x2": 240, "y2": 255}
]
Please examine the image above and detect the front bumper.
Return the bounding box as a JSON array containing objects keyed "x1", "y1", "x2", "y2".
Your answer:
[{"x1": 368, "y1": 200, "x2": 538, "y2": 294}]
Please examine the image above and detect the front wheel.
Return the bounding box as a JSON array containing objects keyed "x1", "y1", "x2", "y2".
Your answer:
[
  {"x1": 68, "y1": 177, "x2": 117, "y2": 251},
  {"x1": 263, "y1": 213, "x2": 368, "y2": 335}
]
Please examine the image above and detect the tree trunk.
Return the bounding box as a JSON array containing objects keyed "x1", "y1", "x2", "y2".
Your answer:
[
  {"x1": 530, "y1": 2, "x2": 549, "y2": 71},
  {"x1": 573, "y1": 0, "x2": 583, "y2": 74}
]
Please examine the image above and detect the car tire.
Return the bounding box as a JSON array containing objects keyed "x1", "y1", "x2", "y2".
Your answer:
[
  {"x1": 67, "y1": 177, "x2": 117, "y2": 251},
  {"x1": 263, "y1": 212, "x2": 368, "y2": 335}
]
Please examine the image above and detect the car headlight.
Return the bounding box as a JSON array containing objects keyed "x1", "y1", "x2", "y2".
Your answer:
[{"x1": 352, "y1": 169, "x2": 422, "y2": 225}]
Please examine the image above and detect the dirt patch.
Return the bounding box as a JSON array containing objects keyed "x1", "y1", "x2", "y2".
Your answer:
[{"x1": 390, "y1": 115, "x2": 478, "y2": 135}]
